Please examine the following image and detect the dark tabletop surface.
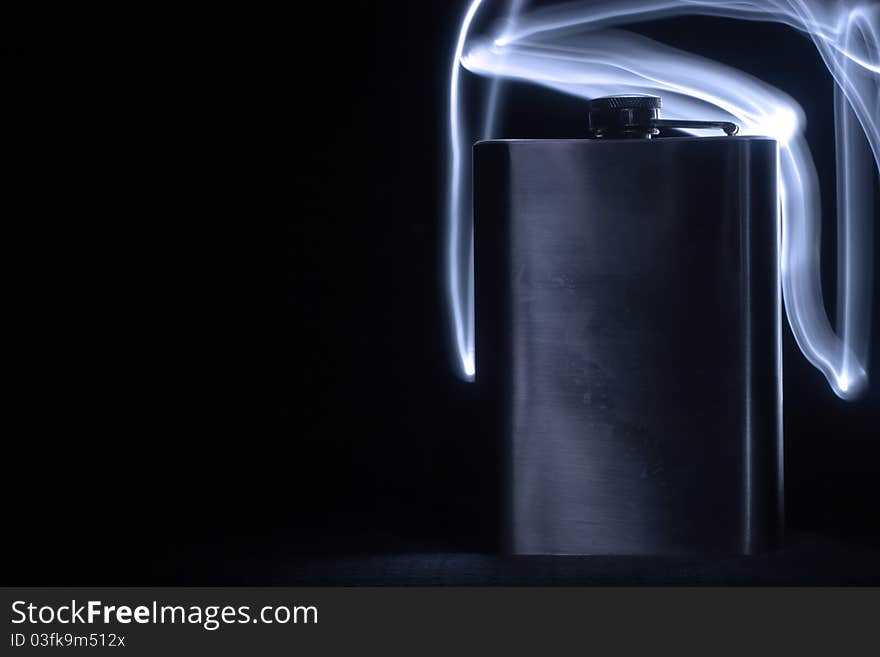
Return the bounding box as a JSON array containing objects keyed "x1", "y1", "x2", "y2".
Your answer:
[{"x1": 9, "y1": 532, "x2": 880, "y2": 586}]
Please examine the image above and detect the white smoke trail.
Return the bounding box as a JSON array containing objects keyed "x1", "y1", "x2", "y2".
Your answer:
[{"x1": 447, "y1": 0, "x2": 879, "y2": 399}]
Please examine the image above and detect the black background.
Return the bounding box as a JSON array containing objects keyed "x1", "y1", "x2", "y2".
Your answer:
[{"x1": 5, "y1": 1, "x2": 879, "y2": 583}]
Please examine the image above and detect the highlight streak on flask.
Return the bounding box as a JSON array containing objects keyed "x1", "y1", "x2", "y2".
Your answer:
[{"x1": 446, "y1": 0, "x2": 880, "y2": 399}]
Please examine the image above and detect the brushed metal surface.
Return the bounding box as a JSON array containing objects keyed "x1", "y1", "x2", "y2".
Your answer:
[{"x1": 474, "y1": 136, "x2": 782, "y2": 555}]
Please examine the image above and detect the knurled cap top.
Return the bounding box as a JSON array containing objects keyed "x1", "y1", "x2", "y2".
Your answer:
[{"x1": 588, "y1": 95, "x2": 662, "y2": 111}]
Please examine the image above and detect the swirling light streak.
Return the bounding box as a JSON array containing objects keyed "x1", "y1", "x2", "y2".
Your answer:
[{"x1": 447, "y1": 0, "x2": 879, "y2": 399}]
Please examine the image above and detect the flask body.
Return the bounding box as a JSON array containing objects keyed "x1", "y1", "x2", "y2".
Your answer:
[{"x1": 474, "y1": 136, "x2": 782, "y2": 554}]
